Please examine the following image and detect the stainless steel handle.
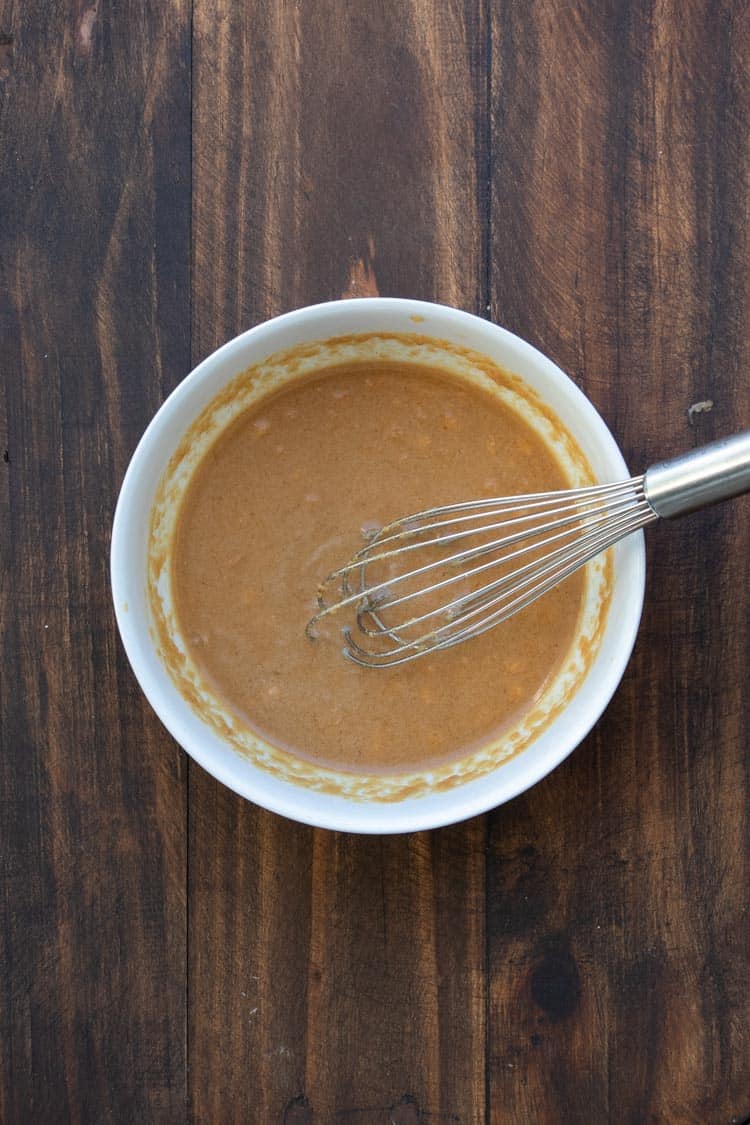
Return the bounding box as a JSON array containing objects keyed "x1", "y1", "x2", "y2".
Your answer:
[{"x1": 644, "y1": 429, "x2": 750, "y2": 518}]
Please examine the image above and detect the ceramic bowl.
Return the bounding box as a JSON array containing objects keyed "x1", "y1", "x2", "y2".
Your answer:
[{"x1": 111, "y1": 299, "x2": 645, "y2": 832}]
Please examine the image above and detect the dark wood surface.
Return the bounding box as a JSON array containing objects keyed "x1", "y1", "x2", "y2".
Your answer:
[{"x1": 1, "y1": 1, "x2": 749, "y2": 1121}]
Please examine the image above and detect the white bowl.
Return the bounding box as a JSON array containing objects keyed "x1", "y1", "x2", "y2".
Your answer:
[{"x1": 111, "y1": 298, "x2": 645, "y2": 833}]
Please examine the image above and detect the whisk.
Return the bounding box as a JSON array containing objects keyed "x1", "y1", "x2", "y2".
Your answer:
[{"x1": 307, "y1": 430, "x2": 750, "y2": 667}]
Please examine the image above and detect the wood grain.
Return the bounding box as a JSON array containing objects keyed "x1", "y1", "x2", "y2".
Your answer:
[
  {"x1": 191, "y1": 0, "x2": 487, "y2": 351},
  {"x1": 489, "y1": 2, "x2": 750, "y2": 1121},
  {"x1": 190, "y1": 1, "x2": 487, "y2": 1120},
  {"x1": 3, "y1": 0, "x2": 750, "y2": 1121},
  {"x1": 0, "y1": 1, "x2": 191, "y2": 1121}
]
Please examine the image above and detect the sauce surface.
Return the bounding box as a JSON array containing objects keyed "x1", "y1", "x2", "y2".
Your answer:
[{"x1": 171, "y1": 362, "x2": 584, "y2": 773}]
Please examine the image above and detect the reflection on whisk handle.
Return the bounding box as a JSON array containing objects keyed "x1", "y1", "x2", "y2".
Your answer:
[{"x1": 644, "y1": 429, "x2": 750, "y2": 519}]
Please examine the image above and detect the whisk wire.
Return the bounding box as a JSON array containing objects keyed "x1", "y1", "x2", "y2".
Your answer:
[
  {"x1": 355, "y1": 488, "x2": 651, "y2": 626},
  {"x1": 364, "y1": 499, "x2": 654, "y2": 639},
  {"x1": 307, "y1": 476, "x2": 656, "y2": 667},
  {"x1": 343, "y1": 506, "x2": 656, "y2": 667},
  {"x1": 339, "y1": 478, "x2": 643, "y2": 567},
  {"x1": 315, "y1": 479, "x2": 648, "y2": 621}
]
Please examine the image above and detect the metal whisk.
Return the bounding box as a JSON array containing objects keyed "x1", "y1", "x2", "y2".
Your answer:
[{"x1": 307, "y1": 430, "x2": 750, "y2": 667}]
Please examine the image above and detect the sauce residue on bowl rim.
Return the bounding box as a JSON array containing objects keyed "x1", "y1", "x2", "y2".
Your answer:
[{"x1": 148, "y1": 332, "x2": 613, "y2": 802}]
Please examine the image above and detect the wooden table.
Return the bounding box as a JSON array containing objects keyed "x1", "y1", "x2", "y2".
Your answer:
[{"x1": 2, "y1": 2, "x2": 749, "y2": 1122}]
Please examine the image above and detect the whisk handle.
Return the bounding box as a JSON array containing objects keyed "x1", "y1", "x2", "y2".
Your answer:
[{"x1": 644, "y1": 429, "x2": 750, "y2": 518}]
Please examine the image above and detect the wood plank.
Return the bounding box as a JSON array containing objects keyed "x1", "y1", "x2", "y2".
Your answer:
[
  {"x1": 189, "y1": 0, "x2": 488, "y2": 1119},
  {"x1": 0, "y1": 2, "x2": 191, "y2": 1120},
  {"x1": 489, "y1": 2, "x2": 750, "y2": 1121}
]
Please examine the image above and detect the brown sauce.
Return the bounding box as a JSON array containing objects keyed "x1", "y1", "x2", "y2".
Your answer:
[{"x1": 171, "y1": 361, "x2": 584, "y2": 773}]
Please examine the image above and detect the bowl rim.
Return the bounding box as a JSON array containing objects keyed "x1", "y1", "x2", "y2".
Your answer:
[{"x1": 111, "y1": 297, "x2": 646, "y2": 833}]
